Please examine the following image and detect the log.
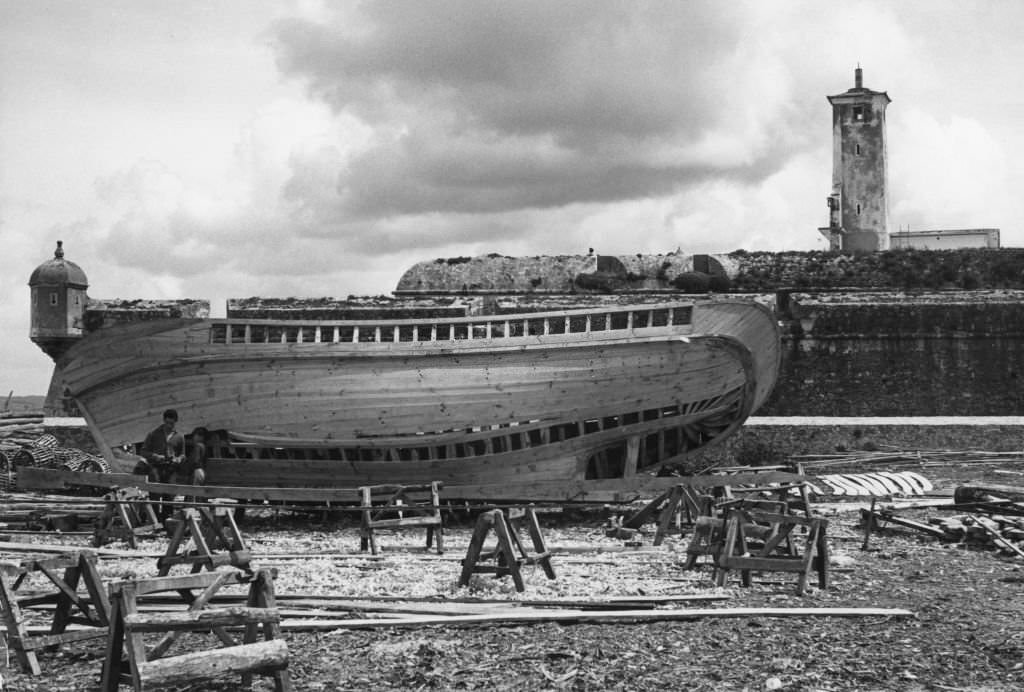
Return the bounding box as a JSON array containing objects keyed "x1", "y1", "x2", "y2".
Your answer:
[
  {"x1": 955, "y1": 484, "x2": 1024, "y2": 504},
  {"x1": 137, "y1": 639, "x2": 288, "y2": 687},
  {"x1": 125, "y1": 607, "x2": 280, "y2": 632},
  {"x1": 0, "y1": 418, "x2": 45, "y2": 427}
]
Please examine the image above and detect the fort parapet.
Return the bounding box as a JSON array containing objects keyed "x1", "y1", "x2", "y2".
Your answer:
[{"x1": 84, "y1": 299, "x2": 209, "y2": 331}]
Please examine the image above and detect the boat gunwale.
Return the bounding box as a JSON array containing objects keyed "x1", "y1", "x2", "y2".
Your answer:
[{"x1": 209, "y1": 300, "x2": 700, "y2": 328}]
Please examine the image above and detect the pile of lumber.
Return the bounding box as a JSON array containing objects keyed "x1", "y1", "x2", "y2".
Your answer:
[
  {"x1": 795, "y1": 448, "x2": 1024, "y2": 470},
  {"x1": 1, "y1": 590, "x2": 914, "y2": 633},
  {"x1": 0, "y1": 409, "x2": 46, "y2": 449},
  {"x1": 929, "y1": 514, "x2": 1024, "y2": 556},
  {"x1": 863, "y1": 482, "x2": 1024, "y2": 559},
  {"x1": 0, "y1": 493, "x2": 106, "y2": 534}
]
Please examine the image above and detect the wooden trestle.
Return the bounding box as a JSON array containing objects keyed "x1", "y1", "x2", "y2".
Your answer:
[{"x1": 0, "y1": 551, "x2": 110, "y2": 675}]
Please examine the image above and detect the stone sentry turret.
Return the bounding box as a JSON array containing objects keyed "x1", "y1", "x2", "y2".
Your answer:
[
  {"x1": 28, "y1": 240, "x2": 89, "y2": 360},
  {"x1": 820, "y1": 66, "x2": 891, "y2": 252}
]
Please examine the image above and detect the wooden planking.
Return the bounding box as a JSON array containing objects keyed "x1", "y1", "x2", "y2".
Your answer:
[
  {"x1": 204, "y1": 451, "x2": 582, "y2": 487},
  {"x1": 77, "y1": 336, "x2": 748, "y2": 448},
  {"x1": 56, "y1": 300, "x2": 779, "y2": 472},
  {"x1": 692, "y1": 300, "x2": 780, "y2": 409}
]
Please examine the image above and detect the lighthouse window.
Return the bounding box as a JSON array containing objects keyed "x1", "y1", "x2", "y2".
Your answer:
[
  {"x1": 856, "y1": 203, "x2": 862, "y2": 215},
  {"x1": 855, "y1": 143, "x2": 862, "y2": 155},
  {"x1": 853, "y1": 106, "x2": 865, "y2": 122},
  {"x1": 49, "y1": 292, "x2": 58, "y2": 306}
]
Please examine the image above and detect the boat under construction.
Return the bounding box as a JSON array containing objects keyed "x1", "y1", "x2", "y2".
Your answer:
[{"x1": 27, "y1": 243, "x2": 782, "y2": 495}]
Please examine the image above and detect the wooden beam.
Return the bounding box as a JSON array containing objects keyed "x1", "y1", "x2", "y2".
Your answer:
[
  {"x1": 137, "y1": 639, "x2": 287, "y2": 688},
  {"x1": 271, "y1": 606, "x2": 914, "y2": 631},
  {"x1": 125, "y1": 607, "x2": 280, "y2": 632},
  {"x1": 17, "y1": 466, "x2": 806, "y2": 504}
]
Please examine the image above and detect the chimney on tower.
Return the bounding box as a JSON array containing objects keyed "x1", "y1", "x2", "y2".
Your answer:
[{"x1": 855, "y1": 65, "x2": 863, "y2": 89}]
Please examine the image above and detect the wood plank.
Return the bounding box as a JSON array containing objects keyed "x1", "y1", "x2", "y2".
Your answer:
[
  {"x1": 271, "y1": 606, "x2": 914, "y2": 631},
  {"x1": 15, "y1": 466, "x2": 806, "y2": 503}
]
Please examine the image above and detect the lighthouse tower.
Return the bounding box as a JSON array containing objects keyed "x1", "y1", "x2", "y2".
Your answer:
[{"x1": 820, "y1": 66, "x2": 891, "y2": 252}]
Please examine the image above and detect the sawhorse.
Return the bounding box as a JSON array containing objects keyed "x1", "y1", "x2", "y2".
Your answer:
[
  {"x1": 156, "y1": 506, "x2": 250, "y2": 576},
  {"x1": 0, "y1": 551, "x2": 110, "y2": 675},
  {"x1": 459, "y1": 507, "x2": 555, "y2": 592},
  {"x1": 93, "y1": 487, "x2": 163, "y2": 548},
  {"x1": 716, "y1": 510, "x2": 830, "y2": 595},
  {"x1": 101, "y1": 567, "x2": 291, "y2": 691},
  {"x1": 358, "y1": 482, "x2": 444, "y2": 555}
]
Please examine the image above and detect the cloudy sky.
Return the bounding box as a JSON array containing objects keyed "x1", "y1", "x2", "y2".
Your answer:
[{"x1": 2, "y1": 0, "x2": 1023, "y2": 396}]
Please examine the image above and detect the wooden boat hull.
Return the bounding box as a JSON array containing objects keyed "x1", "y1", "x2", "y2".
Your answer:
[{"x1": 50, "y1": 299, "x2": 780, "y2": 487}]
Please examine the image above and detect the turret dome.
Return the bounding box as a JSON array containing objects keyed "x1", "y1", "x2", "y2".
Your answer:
[{"x1": 29, "y1": 241, "x2": 88, "y2": 288}]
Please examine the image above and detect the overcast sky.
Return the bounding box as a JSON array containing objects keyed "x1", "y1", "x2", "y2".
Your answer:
[{"x1": 2, "y1": 0, "x2": 1023, "y2": 396}]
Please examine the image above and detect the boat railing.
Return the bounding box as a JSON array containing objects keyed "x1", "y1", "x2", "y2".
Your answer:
[{"x1": 208, "y1": 303, "x2": 694, "y2": 345}]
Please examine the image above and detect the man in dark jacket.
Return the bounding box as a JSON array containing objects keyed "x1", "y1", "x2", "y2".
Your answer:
[
  {"x1": 141, "y1": 409, "x2": 185, "y2": 483},
  {"x1": 141, "y1": 409, "x2": 184, "y2": 519}
]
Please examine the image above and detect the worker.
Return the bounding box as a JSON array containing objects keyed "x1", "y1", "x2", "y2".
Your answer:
[
  {"x1": 141, "y1": 409, "x2": 184, "y2": 483},
  {"x1": 179, "y1": 426, "x2": 208, "y2": 486},
  {"x1": 140, "y1": 409, "x2": 184, "y2": 519}
]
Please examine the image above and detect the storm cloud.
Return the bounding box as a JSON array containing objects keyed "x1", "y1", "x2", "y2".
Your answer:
[{"x1": 270, "y1": 1, "x2": 815, "y2": 218}]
